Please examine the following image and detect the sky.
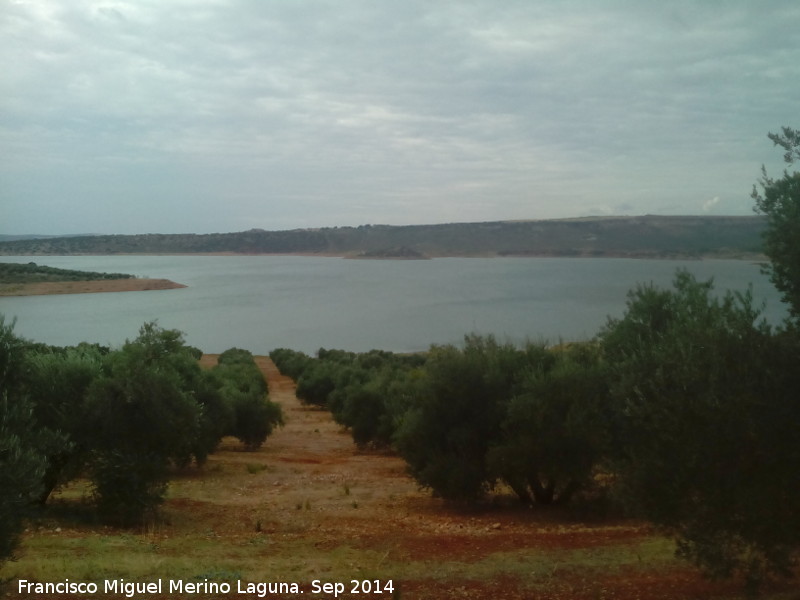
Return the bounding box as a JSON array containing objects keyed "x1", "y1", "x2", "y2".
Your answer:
[{"x1": 2, "y1": 1, "x2": 799, "y2": 235}]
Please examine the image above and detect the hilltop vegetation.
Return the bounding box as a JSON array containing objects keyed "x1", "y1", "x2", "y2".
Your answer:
[
  {"x1": 0, "y1": 215, "x2": 766, "y2": 259},
  {"x1": 0, "y1": 262, "x2": 133, "y2": 284}
]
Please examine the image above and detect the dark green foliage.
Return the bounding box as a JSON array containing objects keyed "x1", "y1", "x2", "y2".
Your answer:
[
  {"x1": 599, "y1": 270, "x2": 800, "y2": 589},
  {"x1": 0, "y1": 316, "x2": 24, "y2": 393},
  {"x1": 218, "y1": 347, "x2": 257, "y2": 365},
  {"x1": 85, "y1": 328, "x2": 203, "y2": 523},
  {"x1": 269, "y1": 348, "x2": 314, "y2": 380},
  {"x1": 213, "y1": 348, "x2": 282, "y2": 450},
  {"x1": 88, "y1": 325, "x2": 204, "y2": 463},
  {"x1": 328, "y1": 354, "x2": 425, "y2": 449},
  {"x1": 0, "y1": 262, "x2": 133, "y2": 284},
  {"x1": 752, "y1": 126, "x2": 800, "y2": 321},
  {"x1": 225, "y1": 388, "x2": 283, "y2": 451},
  {"x1": 0, "y1": 316, "x2": 285, "y2": 530},
  {"x1": 0, "y1": 216, "x2": 765, "y2": 258},
  {"x1": 0, "y1": 395, "x2": 49, "y2": 562},
  {"x1": 0, "y1": 317, "x2": 45, "y2": 563},
  {"x1": 89, "y1": 450, "x2": 169, "y2": 526},
  {"x1": 767, "y1": 125, "x2": 800, "y2": 164},
  {"x1": 21, "y1": 347, "x2": 103, "y2": 503},
  {"x1": 295, "y1": 359, "x2": 340, "y2": 407},
  {"x1": 191, "y1": 376, "x2": 232, "y2": 465},
  {"x1": 393, "y1": 336, "x2": 534, "y2": 502},
  {"x1": 488, "y1": 344, "x2": 611, "y2": 505}
]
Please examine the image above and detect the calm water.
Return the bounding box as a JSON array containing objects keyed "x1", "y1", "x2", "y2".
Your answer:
[{"x1": 0, "y1": 256, "x2": 788, "y2": 354}]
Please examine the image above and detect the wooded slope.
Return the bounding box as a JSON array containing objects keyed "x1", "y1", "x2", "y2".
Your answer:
[{"x1": 0, "y1": 215, "x2": 766, "y2": 258}]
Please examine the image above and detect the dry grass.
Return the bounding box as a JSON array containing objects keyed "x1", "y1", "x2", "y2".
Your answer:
[{"x1": 4, "y1": 357, "x2": 798, "y2": 599}]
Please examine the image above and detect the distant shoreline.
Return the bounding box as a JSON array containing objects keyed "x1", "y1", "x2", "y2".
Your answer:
[
  {"x1": 0, "y1": 278, "x2": 186, "y2": 297},
  {"x1": 0, "y1": 250, "x2": 768, "y2": 260},
  {"x1": 0, "y1": 216, "x2": 768, "y2": 259}
]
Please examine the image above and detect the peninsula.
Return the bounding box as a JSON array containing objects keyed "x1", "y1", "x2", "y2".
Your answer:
[{"x1": 0, "y1": 262, "x2": 185, "y2": 297}]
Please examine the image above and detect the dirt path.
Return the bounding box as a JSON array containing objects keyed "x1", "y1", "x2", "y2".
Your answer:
[
  {"x1": 185, "y1": 358, "x2": 665, "y2": 598},
  {"x1": 12, "y1": 357, "x2": 792, "y2": 599}
]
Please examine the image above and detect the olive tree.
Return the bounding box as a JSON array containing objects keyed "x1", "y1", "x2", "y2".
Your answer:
[
  {"x1": 752, "y1": 126, "x2": 800, "y2": 321},
  {"x1": 393, "y1": 335, "x2": 535, "y2": 502},
  {"x1": 85, "y1": 323, "x2": 203, "y2": 524},
  {"x1": 213, "y1": 348, "x2": 283, "y2": 451},
  {"x1": 488, "y1": 345, "x2": 611, "y2": 505},
  {"x1": 21, "y1": 347, "x2": 103, "y2": 503},
  {"x1": 0, "y1": 317, "x2": 43, "y2": 563},
  {"x1": 600, "y1": 270, "x2": 800, "y2": 589}
]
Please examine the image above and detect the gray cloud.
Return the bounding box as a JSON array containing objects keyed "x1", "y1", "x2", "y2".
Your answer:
[{"x1": 2, "y1": 0, "x2": 798, "y2": 234}]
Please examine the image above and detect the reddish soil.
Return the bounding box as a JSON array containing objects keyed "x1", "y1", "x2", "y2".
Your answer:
[
  {"x1": 191, "y1": 357, "x2": 796, "y2": 599},
  {"x1": 10, "y1": 356, "x2": 795, "y2": 600}
]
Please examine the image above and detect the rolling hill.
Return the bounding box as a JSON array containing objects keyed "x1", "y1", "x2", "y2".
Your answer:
[{"x1": 0, "y1": 215, "x2": 766, "y2": 259}]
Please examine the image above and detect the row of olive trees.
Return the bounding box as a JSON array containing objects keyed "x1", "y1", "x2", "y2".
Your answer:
[
  {"x1": 271, "y1": 127, "x2": 800, "y2": 591},
  {"x1": 271, "y1": 347, "x2": 426, "y2": 448},
  {"x1": 272, "y1": 338, "x2": 609, "y2": 506},
  {"x1": 274, "y1": 268, "x2": 800, "y2": 590},
  {"x1": 0, "y1": 321, "x2": 282, "y2": 565}
]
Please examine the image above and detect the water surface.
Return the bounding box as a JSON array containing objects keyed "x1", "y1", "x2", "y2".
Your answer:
[{"x1": 0, "y1": 256, "x2": 786, "y2": 354}]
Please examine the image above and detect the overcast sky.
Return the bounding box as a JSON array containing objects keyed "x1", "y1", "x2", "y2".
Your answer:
[{"x1": 2, "y1": 1, "x2": 798, "y2": 235}]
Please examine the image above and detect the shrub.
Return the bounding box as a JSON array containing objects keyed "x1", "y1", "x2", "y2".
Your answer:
[
  {"x1": 600, "y1": 270, "x2": 800, "y2": 589},
  {"x1": 269, "y1": 348, "x2": 313, "y2": 380},
  {"x1": 296, "y1": 360, "x2": 340, "y2": 407},
  {"x1": 214, "y1": 348, "x2": 282, "y2": 451},
  {"x1": 393, "y1": 335, "x2": 534, "y2": 501},
  {"x1": 21, "y1": 347, "x2": 103, "y2": 502},
  {"x1": 83, "y1": 324, "x2": 204, "y2": 523},
  {"x1": 488, "y1": 344, "x2": 611, "y2": 505},
  {"x1": 0, "y1": 395, "x2": 50, "y2": 561},
  {"x1": 0, "y1": 316, "x2": 63, "y2": 563}
]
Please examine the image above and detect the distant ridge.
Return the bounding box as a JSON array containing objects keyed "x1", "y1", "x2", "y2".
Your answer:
[
  {"x1": 0, "y1": 233, "x2": 100, "y2": 242},
  {"x1": 0, "y1": 216, "x2": 766, "y2": 259}
]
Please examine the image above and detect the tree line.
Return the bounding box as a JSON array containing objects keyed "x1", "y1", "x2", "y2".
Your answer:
[
  {"x1": 0, "y1": 262, "x2": 134, "y2": 284},
  {"x1": 1, "y1": 322, "x2": 282, "y2": 562},
  {"x1": 271, "y1": 130, "x2": 800, "y2": 592},
  {"x1": 1, "y1": 127, "x2": 797, "y2": 592},
  {"x1": 0, "y1": 217, "x2": 766, "y2": 259}
]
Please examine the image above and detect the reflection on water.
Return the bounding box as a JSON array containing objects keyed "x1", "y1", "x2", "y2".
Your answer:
[{"x1": 0, "y1": 255, "x2": 786, "y2": 354}]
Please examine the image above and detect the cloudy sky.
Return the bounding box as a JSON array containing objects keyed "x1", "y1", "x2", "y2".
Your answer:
[{"x1": 2, "y1": 1, "x2": 798, "y2": 235}]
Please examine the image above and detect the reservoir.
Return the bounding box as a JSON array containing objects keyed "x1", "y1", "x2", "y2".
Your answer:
[{"x1": 0, "y1": 255, "x2": 787, "y2": 354}]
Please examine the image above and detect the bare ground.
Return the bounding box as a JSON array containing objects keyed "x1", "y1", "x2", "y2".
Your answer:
[
  {"x1": 0, "y1": 278, "x2": 185, "y2": 296},
  {"x1": 6, "y1": 357, "x2": 797, "y2": 599}
]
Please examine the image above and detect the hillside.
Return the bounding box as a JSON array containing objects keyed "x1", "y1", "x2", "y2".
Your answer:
[{"x1": 0, "y1": 215, "x2": 766, "y2": 259}]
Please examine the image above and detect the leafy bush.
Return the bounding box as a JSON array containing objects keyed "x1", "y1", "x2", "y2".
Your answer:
[
  {"x1": 214, "y1": 348, "x2": 282, "y2": 450},
  {"x1": 21, "y1": 346, "x2": 103, "y2": 502},
  {"x1": 0, "y1": 317, "x2": 69, "y2": 563},
  {"x1": 89, "y1": 449, "x2": 169, "y2": 525},
  {"x1": 752, "y1": 126, "x2": 800, "y2": 322},
  {"x1": 329, "y1": 356, "x2": 426, "y2": 449},
  {"x1": 269, "y1": 348, "x2": 314, "y2": 380},
  {"x1": 599, "y1": 270, "x2": 800, "y2": 589},
  {"x1": 0, "y1": 395, "x2": 50, "y2": 562},
  {"x1": 296, "y1": 359, "x2": 341, "y2": 407},
  {"x1": 393, "y1": 335, "x2": 535, "y2": 501},
  {"x1": 85, "y1": 332, "x2": 202, "y2": 523},
  {"x1": 488, "y1": 344, "x2": 611, "y2": 505}
]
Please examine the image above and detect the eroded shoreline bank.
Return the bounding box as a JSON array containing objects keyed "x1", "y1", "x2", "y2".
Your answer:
[{"x1": 0, "y1": 278, "x2": 186, "y2": 297}]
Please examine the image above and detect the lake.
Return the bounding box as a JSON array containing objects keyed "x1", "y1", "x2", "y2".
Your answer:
[{"x1": 0, "y1": 255, "x2": 788, "y2": 354}]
